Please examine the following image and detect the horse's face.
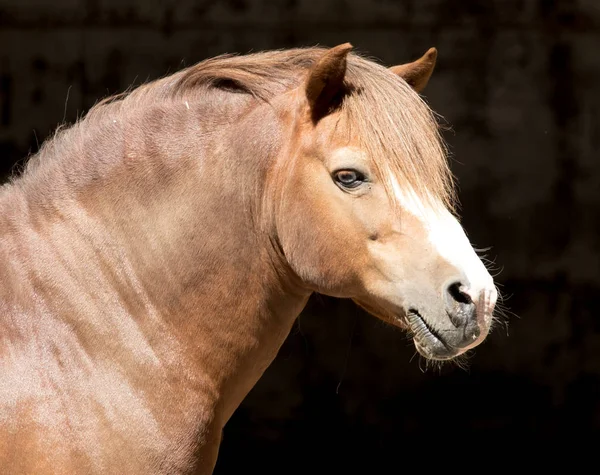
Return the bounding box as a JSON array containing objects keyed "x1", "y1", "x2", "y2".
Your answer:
[{"x1": 275, "y1": 45, "x2": 497, "y2": 361}]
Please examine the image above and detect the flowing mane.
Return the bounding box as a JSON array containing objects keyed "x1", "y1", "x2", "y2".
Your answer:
[{"x1": 11, "y1": 47, "x2": 456, "y2": 213}]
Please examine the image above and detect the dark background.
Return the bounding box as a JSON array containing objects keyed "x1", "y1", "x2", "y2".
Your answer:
[{"x1": 1, "y1": 0, "x2": 599, "y2": 470}]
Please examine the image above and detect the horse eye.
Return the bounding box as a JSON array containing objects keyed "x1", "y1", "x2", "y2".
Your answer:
[{"x1": 334, "y1": 169, "x2": 364, "y2": 188}]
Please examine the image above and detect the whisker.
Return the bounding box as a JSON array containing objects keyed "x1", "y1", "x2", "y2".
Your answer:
[
  {"x1": 452, "y1": 352, "x2": 471, "y2": 372},
  {"x1": 418, "y1": 356, "x2": 427, "y2": 373},
  {"x1": 473, "y1": 246, "x2": 493, "y2": 253}
]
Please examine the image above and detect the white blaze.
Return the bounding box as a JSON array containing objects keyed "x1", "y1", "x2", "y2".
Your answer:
[{"x1": 390, "y1": 177, "x2": 497, "y2": 310}]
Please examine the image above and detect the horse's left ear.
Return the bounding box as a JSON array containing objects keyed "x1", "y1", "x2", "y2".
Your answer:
[
  {"x1": 390, "y1": 47, "x2": 437, "y2": 93},
  {"x1": 305, "y1": 43, "x2": 353, "y2": 121}
]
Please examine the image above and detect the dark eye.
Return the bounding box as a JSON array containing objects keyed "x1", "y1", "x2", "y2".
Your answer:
[{"x1": 334, "y1": 169, "x2": 365, "y2": 189}]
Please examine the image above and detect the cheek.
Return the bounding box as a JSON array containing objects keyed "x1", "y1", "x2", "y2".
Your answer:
[
  {"x1": 351, "y1": 186, "x2": 397, "y2": 239},
  {"x1": 356, "y1": 212, "x2": 434, "y2": 293},
  {"x1": 278, "y1": 173, "x2": 368, "y2": 294}
]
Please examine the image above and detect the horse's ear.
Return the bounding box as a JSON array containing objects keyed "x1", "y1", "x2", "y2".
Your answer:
[
  {"x1": 304, "y1": 43, "x2": 353, "y2": 121},
  {"x1": 390, "y1": 47, "x2": 437, "y2": 93}
]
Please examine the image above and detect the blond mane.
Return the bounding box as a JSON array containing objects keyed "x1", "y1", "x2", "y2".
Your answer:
[{"x1": 13, "y1": 47, "x2": 456, "y2": 212}]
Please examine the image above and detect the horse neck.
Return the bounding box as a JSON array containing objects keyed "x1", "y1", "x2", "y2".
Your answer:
[{"x1": 7, "y1": 93, "x2": 310, "y2": 439}]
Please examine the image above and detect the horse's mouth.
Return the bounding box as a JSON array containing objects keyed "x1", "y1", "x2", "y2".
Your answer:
[
  {"x1": 404, "y1": 309, "x2": 457, "y2": 361},
  {"x1": 354, "y1": 300, "x2": 462, "y2": 361}
]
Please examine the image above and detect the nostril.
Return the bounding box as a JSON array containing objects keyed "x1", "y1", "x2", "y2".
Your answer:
[
  {"x1": 447, "y1": 282, "x2": 472, "y2": 305},
  {"x1": 445, "y1": 282, "x2": 476, "y2": 329}
]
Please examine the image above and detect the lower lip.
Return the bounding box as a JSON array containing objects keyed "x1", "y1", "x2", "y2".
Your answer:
[
  {"x1": 406, "y1": 310, "x2": 455, "y2": 357},
  {"x1": 407, "y1": 310, "x2": 443, "y2": 344}
]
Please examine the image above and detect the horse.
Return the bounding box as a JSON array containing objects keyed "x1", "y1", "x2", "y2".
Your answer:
[{"x1": 0, "y1": 43, "x2": 498, "y2": 474}]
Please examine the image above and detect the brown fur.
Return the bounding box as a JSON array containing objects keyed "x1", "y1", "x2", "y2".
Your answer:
[
  {"x1": 0, "y1": 45, "x2": 494, "y2": 474},
  {"x1": 390, "y1": 47, "x2": 438, "y2": 93}
]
